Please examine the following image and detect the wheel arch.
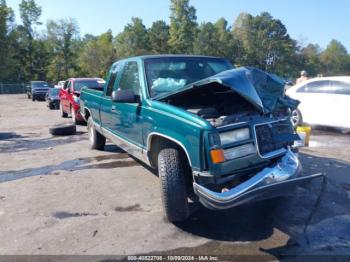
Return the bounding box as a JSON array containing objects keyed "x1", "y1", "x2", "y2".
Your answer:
[
  {"x1": 147, "y1": 132, "x2": 192, "y2": 169},
  {"x1": 82, "y1": 107, "x2": 92, "y2": 122}
]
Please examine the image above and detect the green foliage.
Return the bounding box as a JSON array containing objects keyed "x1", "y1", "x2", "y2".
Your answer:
[
  {"x1": 78, "y1": 30, "x2": 116, "y2": 78},
  {"x1": 46, "y1": 18, "x2": 80, "y2": 82},
  {"x1": 148, "y1": 21, "x2": 169, "y2": 54},
  {"x1": 233, "y1": 12, "x2": 298, "y2": 77},
  {"x1": 299, "y1": 44, "x2": 322, "y2": 77},
  {"x1": 17, "y1": 0, "x2": 42, "y2": 79},
  {"x1": 168, "y1": 0, "x2": 197, "y2": 54},
  {"x1": 320, "y1": 40, "x2": 350, "y2": 76},
  {"x1": 19, "y1": 0, "x2": 41, "y2": 34},
  {"x1": 0, "y1": 0, "x2": 350, "y2": 84},
  {"x1": 114, "y1": 17, "x2": 150, "y2": 58},
  {"x1": 0, "y1": 0, "x2": 17, "y2": 82}
]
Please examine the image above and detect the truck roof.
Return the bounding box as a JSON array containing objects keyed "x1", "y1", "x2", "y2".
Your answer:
[{"x1": 117, "y1": 54, "x2": 226, "y2": 62}]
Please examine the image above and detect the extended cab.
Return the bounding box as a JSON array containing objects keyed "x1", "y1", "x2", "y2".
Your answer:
[{"x1": 80, "y1": 55, "x2": 322, "y2": 222}]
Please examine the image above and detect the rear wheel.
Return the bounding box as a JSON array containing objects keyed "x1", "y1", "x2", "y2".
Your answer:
[
  {"x1": 291, "y1": 109, "x2": 303, "y2": 127},
  {"x1": 88, "y1": 117, "x2": 106, "y2": 150},
  {"x1": 158, "y1": 148, "x2": 190, "y2": 222},
  {"x1": 60, "y1": 103, "x2": 68, "y2": 118}
]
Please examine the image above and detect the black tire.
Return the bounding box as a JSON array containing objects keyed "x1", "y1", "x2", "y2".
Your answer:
[
  {"x1": 60, "y1": 103, "x2": 68, "y2": 118},
  {"x1": 291, "y1": 109, "x2": 303, "y2": 127},
  {"x1": 32, "y1": 96, "x2": 35, "y2": 102},
  {"x1": 88, "y1": 117, "x2": 106, "y2": 150},
  {"x1": 49, "y1": 124, "x2": 76, "y2": 136},
  {"x1": 158, "y1": 148, "x2": 190, "y2": 222}
]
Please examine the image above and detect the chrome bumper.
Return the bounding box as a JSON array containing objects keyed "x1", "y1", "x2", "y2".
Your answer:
[{"x1": 193, "y1": 149, "x2": 323, "y2": 210}]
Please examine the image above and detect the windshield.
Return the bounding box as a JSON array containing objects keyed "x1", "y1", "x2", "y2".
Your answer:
[
  {"x1": 32, "y1": 82, "x2": 49, "y2": 88},
  {"x1": 74, "y1": 80, "x2": 104, "y2": 91},
  {"x1": 144, "y1": 57, "x2": 233, "y2": 98},
  {"x1": 48, "y1": 88, "x2": 60, "y2": 96}
]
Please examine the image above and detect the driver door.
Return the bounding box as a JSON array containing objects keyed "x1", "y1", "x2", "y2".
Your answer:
[{"x1": 110, "y1": 61, "x2": 144, "y2": 147}]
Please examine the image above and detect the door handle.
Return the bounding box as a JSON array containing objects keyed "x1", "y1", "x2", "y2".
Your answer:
[{"x1": 111, "y1": 106, "x2": 116, "y2": 112}]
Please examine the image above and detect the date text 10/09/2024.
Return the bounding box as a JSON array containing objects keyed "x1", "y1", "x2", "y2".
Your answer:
[{"x1": 127, "y1": 255, "x2": 219, "y2": 261}]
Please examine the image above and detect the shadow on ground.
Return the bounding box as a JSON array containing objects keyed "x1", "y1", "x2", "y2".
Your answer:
[
  {"x1": 0, "y1": 131, "x2": 87, "y2": 153},
  {"x1": 169, "y1": 152, "x2": 350, "y2": 257},
  {"x1": 0, "y1": 132, "x2": 28, "y2": 140}
]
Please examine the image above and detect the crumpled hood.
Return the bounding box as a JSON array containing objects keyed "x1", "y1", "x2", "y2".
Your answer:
[{"x1": 158, "y1": 67, "x2": 299, "y2": 113}]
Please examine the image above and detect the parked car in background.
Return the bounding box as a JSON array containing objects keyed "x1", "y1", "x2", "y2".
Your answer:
[
  {"x1": 54, "y1": 81, "x2": 65, "y2": 89},
  {"x1": 80, "y1": 55, "x2": 321, "y2": 222},
  {"x1": 27, "y1": 81, "x2": 50, "y2": 101},
  {"x1": 287, "y1": 77, "x2": 350, "y2": 128},
  {"x1": 46, "y1": 87, "x2": 60, "y2": 109},
  {"x1": 59, "y1": 78, "x2": 105, "y2": 124}
]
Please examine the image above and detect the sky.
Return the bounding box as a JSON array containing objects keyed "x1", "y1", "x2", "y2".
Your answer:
[{"x1": 6, "y1": 0, "x2": 350, "y2": 51}]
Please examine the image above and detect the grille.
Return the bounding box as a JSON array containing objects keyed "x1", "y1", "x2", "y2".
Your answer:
[
  {"x1": 34, "y1": 89, "x2": 48, "y2": 92},
  {"x1": 255, "y1": 121, "x2": 292, "y2": 156}
]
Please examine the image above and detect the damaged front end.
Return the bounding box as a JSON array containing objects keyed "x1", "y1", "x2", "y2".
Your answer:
[{"x1": 158, "y1": 67, "x2": 323, "y2": 209}]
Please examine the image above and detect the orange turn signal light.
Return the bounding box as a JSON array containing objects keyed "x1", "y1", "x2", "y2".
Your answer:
[{"x1": 210, "y1": 149, "x2": 225, "y2": 164}]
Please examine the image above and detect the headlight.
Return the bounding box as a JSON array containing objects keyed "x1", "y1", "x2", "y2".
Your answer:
[
  {"x1": 219, "y1": 128, "x2": 250, "y2": 145},
  {"x1": 73, "y1": 96, "x2": 80, "y2": 104},
  {"x1": 224, "y1": 143, "x2": 256, "y2": 160}
]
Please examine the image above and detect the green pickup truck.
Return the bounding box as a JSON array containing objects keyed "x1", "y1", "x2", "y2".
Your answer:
[{"x1": 80, "y1": 55, "x2": 322, "y2": 222}]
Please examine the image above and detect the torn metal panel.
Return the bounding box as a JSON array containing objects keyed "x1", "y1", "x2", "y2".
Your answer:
[{"x1": 157, "y1": 67, "x2": 299, "y2": 113}]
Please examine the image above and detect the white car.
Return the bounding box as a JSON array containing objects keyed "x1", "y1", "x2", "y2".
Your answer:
[
  {"x1": 54, "y1": 81, "x2": 66, "y2": 89},
  {"x1": 287, "y1": 77, "x2": 350, "y2": 128}
]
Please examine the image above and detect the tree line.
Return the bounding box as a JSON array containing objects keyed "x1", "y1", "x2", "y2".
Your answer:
[{"x1": 1, "y1": 0, "x2": 350, "y2": 84}]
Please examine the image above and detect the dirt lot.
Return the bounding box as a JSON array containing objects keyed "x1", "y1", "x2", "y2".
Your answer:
[{"x1": 1, "y1": 94, "x2": 350, "y2": 260}]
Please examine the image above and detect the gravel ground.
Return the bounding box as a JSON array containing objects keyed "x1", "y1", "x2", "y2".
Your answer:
[{"x1": 0, "y1": 94, "x2": 350, "y2": 261}]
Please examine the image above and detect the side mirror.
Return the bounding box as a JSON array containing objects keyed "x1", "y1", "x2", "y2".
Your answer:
[{"x1": 112, "y1": 90, "x2": 137, "y2": 103}]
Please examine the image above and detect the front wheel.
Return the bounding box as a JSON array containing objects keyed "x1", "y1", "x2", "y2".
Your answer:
[
  {"x1": 88, "y1": 117, "x2": 106, "y2": 150},
  {"x1": 291, "y1": 109, "x2": 303, "y2": 127},
  {"x1": 158, "y1": 148, "x2": 190, "y2": 222}
]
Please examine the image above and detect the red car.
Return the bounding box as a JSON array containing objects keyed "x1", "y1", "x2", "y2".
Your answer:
[{"x1": 59, "y1": 78, "x2": 105, "y2": 124}]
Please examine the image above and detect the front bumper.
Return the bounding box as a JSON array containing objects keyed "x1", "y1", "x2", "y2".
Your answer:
[{"x1": 193, "y1": 149, "x2": 323, "y2": 210}]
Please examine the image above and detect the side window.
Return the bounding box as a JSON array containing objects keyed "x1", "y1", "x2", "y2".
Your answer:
[
  {"x1": 118, "y1": 61, "x2": 141, "y2": 94},
  {"x1": 296, "y1": 83, "x2": 307, "y2": 93},
  {"x1": 106, "y1": 63, "x2": 121, "y2": 96},
  {"x1": 297, "y1": 80, "x2": 331, "y2": 94},
  {"x1": 63, "y1": 81, "x2": 69, "y2": 90},
  {"x1": 331, "y1": 81, "x2": 350, "y2": 95}
]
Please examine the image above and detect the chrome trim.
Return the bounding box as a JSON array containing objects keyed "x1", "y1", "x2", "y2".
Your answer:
[
  {"x1": 91, "y1": 120, "x2": 150, "y2": 165},
  {"x1": 147, "y1": 132, "x2": 192, "y2": 167},
  {"x1": 253, "y1": 118, "x2": 289, "y2": 159},
  {"x1": 193, "y1": 149, "x2": 323, "y2": 210}
]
